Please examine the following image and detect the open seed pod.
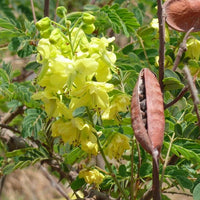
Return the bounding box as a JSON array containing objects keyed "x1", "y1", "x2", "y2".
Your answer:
[
  {"x1": 163, "y1": 0, "x2": 200, "y2": 32},
  {"x1": 131, "y1": 68, "x2": 165, "y2": 155}
]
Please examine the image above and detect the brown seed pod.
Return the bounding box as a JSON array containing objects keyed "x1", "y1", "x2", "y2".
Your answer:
[
  {"x1": 131, "y1": 68, "x2": 165, "y2": 155},
  {"x1": 163, "y1": 0, "x2": 200, "y2": 32}
]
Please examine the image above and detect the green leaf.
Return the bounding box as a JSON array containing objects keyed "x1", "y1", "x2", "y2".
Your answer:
[
  {"x1": 6, "y1": 148, "x2": 34, "y2": 157},
  {"x1": 65, "y1": 147, "x2": 85, "y2": 165},
  {"x1": 174, "y1": 123, "x2": 182, "y2": 136},
  {"x1": 22, "y1": 108, "x2": 46, "y2": 138},
  {"x1": 184, "y1": 113, "x2": 198, "y2": 123},
  {"x1": 3, "y1": 163, "x2": 15, "y2": 175},
  {"x1": 133, "y1": 6, "x2": 143, "y2": 25},
  {"x1": 0, "y1": 18, "x2": 16, "y2": 29},
  {"x1": 17, "y1": 44, "x2": 34, "y2": 58},
  {"x1": 25, "y1": 61, "x2": 42, "y2": 71},
  {"x1": 71, "y1": 176, "x2": 85, "y2": 191},
  {"x1": 163, "y1": 77, "x2": 184, "y2": 90},
  {"x1": 14, "y1": 160, "x2": 32, "y2": 170},
  {"x1": 173, "y1": 143, "x2": 200, "y2": 164},
  {"x1": 183, "y1": 123, "x2": 196, "y2": 138},
  {"x1": 0, "y1": 30, "x2": 21, "y2": 43},
  {"x1": 137, "y1": 26, "x2": 157, "y2": 47},
  {"x1": 193, "y1": 183, "x2": 200, "y2": 200},
  {"x1": 119, "y1": 164, "x2": 127, "y2": 177},
  {"x1": 0, "y1": 68, "x2": 9, "y2": 83},
  {"x1": 139, "y1": 162, "x2": 152, "y2": 177},
  {"x1": 100, "y1": 4, "x2": 139, "y2": 37},
  {"x1": 0, "y1": 1, "x2": 16, "y2": 19},
  {"x1": 8, "y1": 37, "x2": 22, "y2": 51},
  {"x1": 164, "y1": 69, "x2": 181, "y2": 80},
  {"x1": 73, "y1": 106, "x2": 86, "y2": 117},
  {"x1": 176, "y1": 175, "x2": 193, "y2": 189}
]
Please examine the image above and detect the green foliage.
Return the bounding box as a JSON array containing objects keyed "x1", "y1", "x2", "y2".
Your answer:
[
  {"x1": 95, "y1": 4, "x2": 139, "y2": 36},
  {"x1": 22, "y1": 109, "x2": 47, "y2": 138}
]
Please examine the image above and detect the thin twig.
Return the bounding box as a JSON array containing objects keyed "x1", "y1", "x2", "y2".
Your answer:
[
  {"x1": 130, "y1": 138, "x2": 135, "y2": 200},
  {"x1": 173, "y1": 27, "x2": 194, "y2": 71},
  {"x1": 183, "y1": 66, "x2": 200, "y2": 128},
  {"x1": 30, "y1": 0, "x2": 37, "y2": 24},
  {"x1": 164, "y1": 86, "x2": 189, "y2": 109},
  {"x1": 160, "y1": 132, "x2": 175, "y2": 188},
  {"x1": 163, "y1": 191, "x2": 193, "y2": 197},
  {"x1": 133, "y1": 140, "x2": 142, "y2": 199},
  {"x1": 54, "y1": 0, "x2": 60, "y2": 21},
  {"x1": 40, "y1": 165, "x2": 71, "y2": 200},
  {"x1": 0, "y1": 124, "x2": 20, "y2": 134},
  {"x1": 157, "y1": 0, "x2": 165, "y2": 92},
  {"x1": 137, "y1": 34, "x2": 151, "y2": 68},
  {"x1": 44, "y1": 0, "x2": 50, "y2": 17},
  {"x1": 0, "y1": 106, "x2": 25, "y2": 124}
]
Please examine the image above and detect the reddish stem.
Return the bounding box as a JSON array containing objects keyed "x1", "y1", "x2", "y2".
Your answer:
[{"x1": 152, "y1": 149, "x2": 161, "y2": 200}]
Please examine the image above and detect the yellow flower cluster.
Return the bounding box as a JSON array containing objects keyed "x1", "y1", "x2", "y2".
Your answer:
[
  {"x1": 33, "y1": 14, "x2": 130, "y2": 155},
  {"x1": 105, "y1": 132, "x2": 130, "y2": 160},
  {"x1": 51, "y1": 118, "x2": 98, "y2": 155},
  {"x1": 79, "y1": 168, "x2": 104, "y2": 186}
]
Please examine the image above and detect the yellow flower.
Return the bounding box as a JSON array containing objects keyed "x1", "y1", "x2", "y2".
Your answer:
[
  {"x1": 80, "y1": 129, "x2": 98, "y2": 155},
  {"x1": 51, "y1": 117, "x2": 98, "y2": 155},
  {"x1": 185, "y1": 38, "x2": 200, "y2": 60},
  {"x1": 88, "y1": 37, "x2": 116, "y2": 82},
  {"x1": 70, "y1": 81, "x2": 114, "y2": 110},
  {"x1": 79, "y1": 168, "x2": 104, "y2": 186},
  {"x1": 38, "y1": 55, "x2": 74, "y2": 90},
  {"x1": 105, "y1": 133, "x2": 130, "y2": 159},
  {"x1": 73, "y1": 58, "x2": 99, "y2": 87},
  {"x1": 51, "y1": 118, "x2": 81, "y2": 145},
  {"x1": 32, "y1": 90, "x2": 72, "y2": 118},
  {"x1": 102, "y1": 94, "x2": 130, "y2": 120}
]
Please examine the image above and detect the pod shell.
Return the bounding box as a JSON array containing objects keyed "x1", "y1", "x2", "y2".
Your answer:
[
  {"x1": 164, "y1": 0, "x2": 200, "y2": 32},
  {"x1": 131, "y1": 68, "x2": 165, "y2": 155}
]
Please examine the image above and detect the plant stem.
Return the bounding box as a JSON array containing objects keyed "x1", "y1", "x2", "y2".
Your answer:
[
  {"x1": 152, "y1": 149, "x2": 161, "y2": 200},
  {"x1": 183, "y1": 66, "x2": 200, "y2": 128},
  {"x1": 54, "y1": 0, "x2": 60, "y2": 21},
  {"x1": 93, "y1": 132, "x2": 129, "y2": 200},
  {"x1": 164, "y1": 86, "x2": 189, "y2": 109},
  {"x1": 44, "y1": 0, "x2": 50, "y2": 17},
  {"x1": 160, "y1": 132, "x2": 175, "y2": 188},
  {"x1": 30, "y1": 0, "x2": 37, "y2": 24},
  {"x1": 173, "y1": 27, "x2": 194, "y2": 71},
  {"x1": 157, "y1": 0, "x2": 165, "y2": 92},
  {"x1": 130, "y1": 138, "x2": 135, "y2": 200},
  {"x1": 136, "y1": 34, "x2": 151, "y2": 68}
]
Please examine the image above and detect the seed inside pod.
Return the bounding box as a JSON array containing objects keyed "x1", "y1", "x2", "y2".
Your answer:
[{"x1": 138, "y1": 74, "x2": 147, "y2": 128}]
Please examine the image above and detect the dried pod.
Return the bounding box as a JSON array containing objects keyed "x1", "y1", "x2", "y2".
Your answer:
[
  {"x1": 131, "y1": 68, "x2": 165, "y2": 155},
  {"x1": 163, "y1": 0, "x2": 200, "y2": 32}
]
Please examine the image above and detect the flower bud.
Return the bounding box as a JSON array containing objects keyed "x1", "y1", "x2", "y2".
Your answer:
[
  {"x1": 36, "y1": 17, "x2": 51, "y2": 31},
  {"x1": 65, "y1": 20, "x2": 71, "y2": 29},
  {"x1": 82, "y1": 23, "x2": 95, "y2": 34},
  {"x1": 49, "y1": 28, "x2": 62, "y2": 44},
  {"x1": 40, "y1": 27, "x2": 52, "y2": 38},
  {"x1": 82, "y1": 13, "x2": 95, "y2": 24},
  {"x1": 56, "y1": 6, "x2": 67, "y2": 18}
]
